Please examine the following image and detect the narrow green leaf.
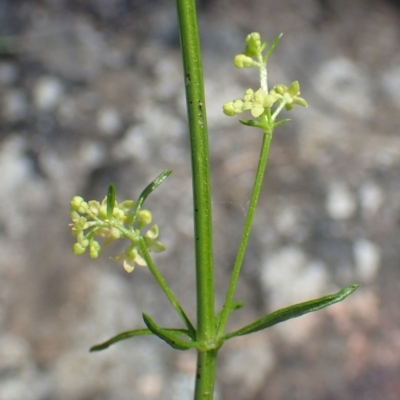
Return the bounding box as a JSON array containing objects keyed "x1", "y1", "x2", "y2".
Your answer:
[
  {"x1": 239, "y1": 119, "x2": 267, "y2": 129},
  {"x1": 90, "y1": 328, "x2": 152, "y2": 352},
  {"x1": 264, "y1": 33, "x2": 283, "y2": 63},
  {"x1": 137, "y1": 170, "x2": 172, "y2": 210},
  {"x1": 273, "y1": 118, "x2": 291, "y2": 128},
  {"x1": 142, "y1": 313, "x2": 198, "y2": 350},
  {"x1": 130, "y1": 170, "x2": 172, "y2": 228},
  {"x1": 106, "y1": 184, "x2": 116, "y2": 221},
  {"x1": 223, "y1": 284, "x2": 359, "y2": 340}
]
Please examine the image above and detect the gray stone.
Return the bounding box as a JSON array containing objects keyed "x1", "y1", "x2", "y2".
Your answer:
[
  {"x1": 326, "y1": 182, "x2": 357, "y2": 220},
  {"x1": 33, "y1": 76, "x2": 64, "y2": 111},
  {"x1": 96, "y1": 107, "x2": 122, "y2": 136},
  {"x1": 353, "y1": 239, "x2": 381, "y2": 283}
]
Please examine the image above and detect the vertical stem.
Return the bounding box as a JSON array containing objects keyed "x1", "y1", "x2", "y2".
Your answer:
[
  {"x1": 176, "y1": 0, "x2": 215, "y2": 340},
  {"x1": 176, "y1": 0, "x2": 216, "y2": 398},
  {"x1": 194, "y1": 350, "x2": 218, "y2": 400}
]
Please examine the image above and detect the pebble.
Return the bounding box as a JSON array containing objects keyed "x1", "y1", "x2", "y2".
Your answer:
[
  {"x1": 381, "y1": 66, "x2": 400, "y2": 109},
  {"x1": 326, "y1": 181, "x2": 357, "y2": 220},
  {"x1": 353, "y1": 239, "x2": 381, "y2": 283},
  {"x1": 359, "y1": 181, "x2": 384, "y2": 218},
  {"x1": 0, "y1": 136, "x2": 32, "y2": 237},
  {"x1": 32, "y1": 76, "x2": 64, "y2": 111},
  {"x1": 96, "y1": 107, "x2": 122, "y2": 136}
]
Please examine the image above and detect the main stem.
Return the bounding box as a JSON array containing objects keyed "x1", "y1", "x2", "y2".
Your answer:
[{"x1": 176, "y1": 0, "x2": 216, "y2": 398}]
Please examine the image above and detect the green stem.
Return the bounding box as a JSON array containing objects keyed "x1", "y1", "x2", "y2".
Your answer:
[
  {"x1": 217, "y1": 129, "x2": 273, "y2": 337},
  {"x1": 194, "y1": 350, "x2": 218, "y2": 400},
  {"x1": 139, "y1": 238, "x2": 196, "y2": 338},
  {"x1": 176, "y1": 0, "x2": 217, "y2": 398},
  {"x1": 176, "y1": 0, "x2": 215, "y2": 341}
]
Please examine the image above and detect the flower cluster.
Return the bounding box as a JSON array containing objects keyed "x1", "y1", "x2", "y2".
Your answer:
[
  {"x1": 70, "y1": 195, "x2": 165, "y2": 273},
  {"x1": 223, "y1": 81, "x2": 307, "y2": 118},
  {"x1": 222, "y1": 32, "x2": 307, "y2": 125}
]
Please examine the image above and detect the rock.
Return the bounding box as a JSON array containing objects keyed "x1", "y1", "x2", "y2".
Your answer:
[
  {"x1": 0, "y1": 136, "x2": 34, "y2": 237},
  {"x1": 359, "y1": 181, "x2": 384, "y2": 218},
  {"x1": 381, "y1": 65, "x2": 400, "y2": 109},
  {"x1": 96, "y1": 107, "x2": 122, "y2": 136},
  {"x1": 353, "y1": 239, "x2": 381, "y2": 283},
  {"x1": 32, "y1": 76, "x2": 64, "y2": 111},
  {"x1": 326, "y1": 181, "x2": 357, "y2": 220}
]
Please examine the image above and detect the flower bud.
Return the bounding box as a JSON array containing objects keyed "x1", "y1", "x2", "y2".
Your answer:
[
  {"x1": 244, "y1": 32, "x2": 262, "y2": 57},
  {"x1": 123, "y1": 260, "x2": 135, "y2": 273},
  {"x1": 145, "y1": 225, "x2": 159, "y2": 240},
  {"x1": 120, "y1": 200, "x2": 135, "y2": 213},
  {"x1": 70, "y1": 210, "x2": 80, "y2": 222},
  {"x1": 113, "y1": 206, "x2": 125, "y2": 221},
  {"x1": 88, "y1": 200, "x2": 100, "y2": 216},
  {"x1": 234, "y1": 54, "x2": 255, "y2": 68},
  {"x1": 99, "y1": 202, "x2": 107, "y2": 220},
  {"x1": 73, "y1": 242, "x2": 86, "y2": 255},
  {"x1": 138, "y1": 210, "x2": 152, "y2": 227},
  {"x1": 232, "y1": 99, "x2": 244, "y2": 113},
  {"x1": 110, "y1": 227, "x2": 121, "y2": 240},
  {"x1": 223, "y1": 102, "x2": 236, "y2": 116},
  {"x1": 71, "y1": 196, "x2": 88, "y2": 213},
  {"x1": 89, "y1": 240, "x2": 101, "y2": 258},
  {"x1": 274, "y1": 84, "x2": 287, "y2": 96}
]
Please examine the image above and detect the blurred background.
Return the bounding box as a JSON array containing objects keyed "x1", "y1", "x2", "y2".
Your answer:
[{"x1": 1, "y1": 0, "x2": 400, "y2": 399}]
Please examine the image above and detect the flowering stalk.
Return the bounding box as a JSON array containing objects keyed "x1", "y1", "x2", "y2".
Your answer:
[
  {"x1": 69, "y1": 6, "x2": 359, "y2": 399},
  {"x1": 217, "y1": 32, "x2": 309, "y2": 337}
]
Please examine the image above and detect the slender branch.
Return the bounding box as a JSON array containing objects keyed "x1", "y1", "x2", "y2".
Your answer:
[
  {"x1": 139, "y1": 238, "x2": 196, "y2": 337},
  {"x1": 217, "y1": 130, "x2": 273, "y2": 337}
]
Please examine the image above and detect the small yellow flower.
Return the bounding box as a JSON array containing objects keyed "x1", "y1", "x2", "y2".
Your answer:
[
  {"x1": 113, "y1": 245, "x2": 147, "y2": 273},
  {"x1": 69, "y1": 188, "x2": 165, "y2": 273},
  {"x1": 273, "y1": 81, "x2": 308, "y2": 110}
]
